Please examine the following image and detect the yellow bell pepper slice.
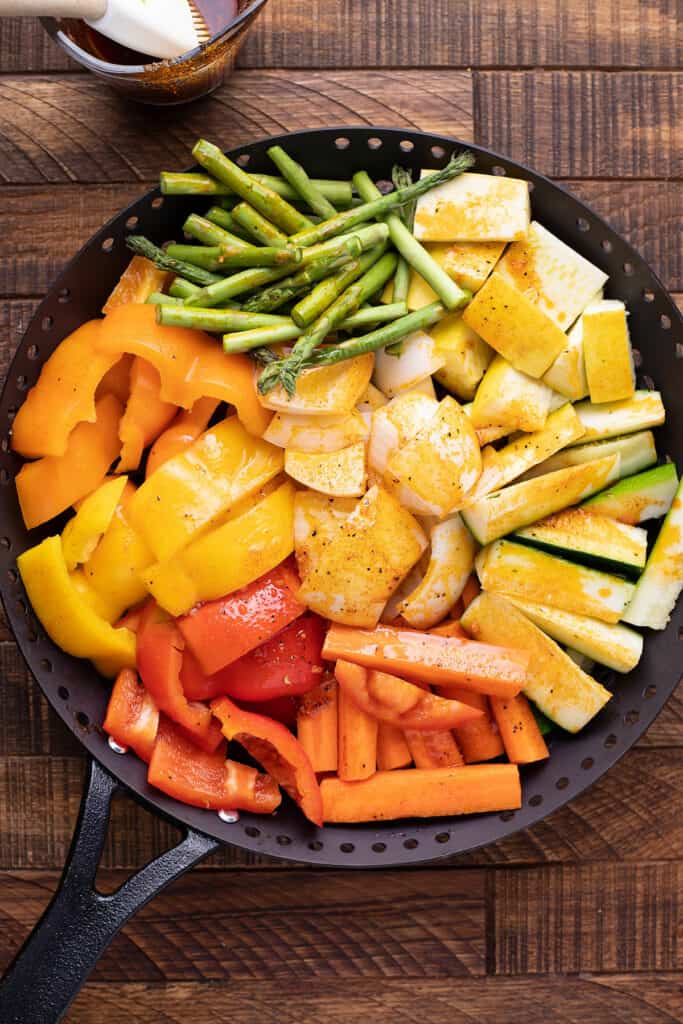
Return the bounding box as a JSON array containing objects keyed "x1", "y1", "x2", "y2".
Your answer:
[
  {"x1": 69, "y1": 567, "x2": 125, "y2": 624},
  {"x1": 127, "y1": 415, "x2": 284, "y2": 563},
  {"x1": 83, "y1": 499, "x2": 153, "y2": 623},
  {"x1": 142, "y1": 479, "x2": 295, "y2": 616},
  {"x1": 17, "y1": 535, "x2": 136, "y2": 675},
  {"x1": 61, "y1": 476, "x2": 128, "y2": 572}
]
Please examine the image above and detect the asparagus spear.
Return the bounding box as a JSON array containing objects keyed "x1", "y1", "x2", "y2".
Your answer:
[
  {"x1": 157, "y1": 305, "x2": 292, "y2": 333},
  {"x1": 353, "y1": 169, "x2": 470, "y2": 311},
  {"x1": 291, "y1": 244, "x2": 388, "y2": 327},
  {"x1": 126, "y1": 236, "x2": 222, "y2": 287},
  {"x1": 285, "y1": 151, "x2": 475, "y2": 250},
  {"x1": 185, "y1": 225, "x2": 388, "y2": 309},
  {"x1": 168, "y1": 276, "x2": 201, "y2": 299},
  {"x1": 192, "y1": 140, "x2": 314, "y2": 234},
  {"x1": 267, "y1": 145, "x2": 337, "y2": 219},
  {"x1": 222, "y1": 302, "x2": 410, "y2": 354},
  {"x1": 241, "y1": 246, "x2": 361, "y2": 313},
  {"x1": 147, "y1": 292, "x2": 181, "y2": 307},
  {"x1": 161, "y1": 170, "x2": 353, "y2": 206},
  {"x1": 167, "y1": 243, "x2": 302, "y2": 271},
  {"x1": 230, "y1": 202, "x2": 290, "y2": 247},
  {"x1": 204, "y1": 205, "x2": 252, "y2": 242},
  {"x1": 390, "y1": 165, "x2": 416, "y2": 304},
  {"x1": 183, "y1": 212, "x2": 250, "y2": 250}
]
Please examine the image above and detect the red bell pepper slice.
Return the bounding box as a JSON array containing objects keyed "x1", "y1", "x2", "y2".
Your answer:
[
  {"x1": 103, "y1": 668, "x2": 160, "y2": 763},
  {"x1": 238, "y1": 695, "x2": 299, "y2": 727},
  {"x1": 178, "y1": 557, "x2": 306, "y2": 676},
  {"x1": 211, "y1": 696, "x2": 323, "y2": 827},
  {"x1": 137, "y1": 603, "x2": 223, "y2": 753},
  {"x1": 147, "y1": 722, "x2": 281, "y2": 813},
  {"x1": 180, "y1": 648, "x2": 300, "y2": 725}
]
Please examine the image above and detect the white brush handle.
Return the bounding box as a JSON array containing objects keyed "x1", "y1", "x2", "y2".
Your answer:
[{"x1": 0, "y1": 0, "x2": 107, "y2": 16}]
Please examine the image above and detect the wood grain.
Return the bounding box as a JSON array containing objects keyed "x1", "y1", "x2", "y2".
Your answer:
[
  {"x1": 63, "y1": 976, "x2": 683, "y2": 1023},
  {"x1": 2, "y1": 2, "x2": 681, "y2": 73},
  {"x1": 0, "y1": 72, "x2": 473, "y2": 187},
  {"x1": 474, "y1": 71, "x2": 683, "y2": 178}
]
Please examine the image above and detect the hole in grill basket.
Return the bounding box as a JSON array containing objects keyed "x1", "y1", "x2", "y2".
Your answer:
[
  {"x1": 308, "y1": 840, "x2": 323, "y2": 852},
  {"x1": 431, "y1": 145, "x2": 446, "y2": 160},
  {"x1": 335, "y1": 137, "x2": 350, "y2": 151},
  {"x1": 101, "y1": 238, "x2": 115, "y2": 254},
  {"x1": 367, "y1": 137, "x2": 382, "y2": 150},
  {"x1": 529, "y1": 794, "x2": 543, "y2": 807},
  {"x1": 16, "y1": 376, "x2": 28, "y2": 392},
  {"x1": 644, "y1": 684, "x2": 657, "y2": 698},
  {"x1": 492, "y1": 165, "x2": 506, "y2": 176},
  {"x1": 236, "y1": 154, "x2": 251, "y2": 167},
  {"x1": 76, "y1": 711, "x2": 90, "y2": 728},
  {"x1": 6, "y1": 568, "x2": 17, "y2": 583},
  {"x1": 340, "y1": 842, "x2": 355, "y2": 853},
  {"x1": 26, "y1": 630, "x2": 37, "y2": 643},
  {"x1": 642, "y1": 375, "x2": 656, "y2": 390},
  {"x1": 0, "y1": 537, "x2": 11, "y2": 550},
  {"x1": 399, "y1": 139, "x2": 414, "y2": 153},
  {"x1": 27, "y1": 344, "x2": 39, "y2": 361},
  {"x1": 435, "y1": 832, "x2": 450, "y2": 844},
  {"x1": 245, "y1": 826, "x2": 260, "y2": 838},
  {"x1": 276, "y1": 834, "x2": 291, "y2": 846},
  {"x1": 372, "y1": 842, "x2": 386, "y2": 853},
  {"x1": 41, "y1": 316, "x2": 54, "y2": 332},
  {"x1": 556, "y1": 776, "x2": 569, "y2": 790},
  {"x1": 58, "y1": 686, "x2": 69, "y2": 700},
  {"x1": 576, "y1": 217, "x2": 590, "y2": 232},
  {"x1": 7, "y1": 407, "x2": 17, "y2": 423},
  {"x1": 676, "y1": 343, "x2": 683, "y2": 360},
  {"x1": 126, "y1": 216, "x2": 139, "y2": 231},
  {"x1": 643, "y1": 289, "x2": 655, "y2": 303},
  {"x1": 604, "y1": 733, "x2": 617, "y2": 749},
  {"x1": 0, "y1": 468, "x2": 8, "y2": 485},
  {"x1": 151, "y1": 196, "x2": 164, "y2": 209},
  {"x1": 581, "y1": 757, "x2": 594, "y2": 770},
  {"x1": 403, "y1": 838, "x2": 418, "y2": 850},
  {"x1": 40, "y1": 658, "x2": 52, "y2": 672},
  {"x1": 625, "y1": 709, "x2": 640, "y2": 725},
  {"x1": 58, "y1": 287, "x2": 71, "y2": 303},
  {"x1": 623, "y1": 261, "x2": 634, "y2": 276},
  {"x1": 632, "y1": 348, "x2": 642, "y2": 368},
  {"x1": 375, "y1": 180, "x2": 393, "y2": 195},
  {"x1": 601, "y1": 239, "x2": 613, "y2": 253},
  {"x1": 660, "y1": 314, "x2": 671, "y2": 330},
  {"x1": 499, "y1": 810, "x2": 515, "y2": 822}
]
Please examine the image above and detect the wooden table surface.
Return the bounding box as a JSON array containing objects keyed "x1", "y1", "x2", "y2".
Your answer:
[{"x1": 1, "y1": 4, "x2": 682, "y2": 1021}]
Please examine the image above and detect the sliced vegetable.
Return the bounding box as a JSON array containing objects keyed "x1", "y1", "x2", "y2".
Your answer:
[
  {"x1": 542, "y1": 313, "x2": 589, "y2": 400},
  {"x1": 211, "y1": 696, "x2": 323, "y2": 826},
  {"x1": 581, "y1": 300, "x2": 635, "y2": 404},
  {"x1": 414, "y1": 171, "x2": 530, "y2": 242},
  {"x1": 263, "y1": 409, "x2": 369, "y2": 454},
  {"x1": 323, "y1": 622, "x2": 530, "y2": 697},
  {"x1": 404, "y1": 729, "x2": 464, "y2": 769},
  {"x1": 391, "y1": 241, "x2": 504, "y2": 306},
  {"x1": 621, "y1": 476, "x2": 683, "y2": 629},
  {"x1": 429, "y1": 313, "x2": 493, "y2": 401},
  {"x1": 297, "y1": 679, "x2": 339, "y2": 773},
  {"x1": 102, "y1": 255, "x2": 169, "y2": 314},
  {"x1": 16, "y1": 394, "x2": 123, "y2": 530},
  {"x1": 514, "y1": 507, "x2": 648, "y2": 578},
  {"x1": 571, "y1": 391, "x2": 665, "y2": 443},
  {"x1": 178, "y1": 557, "x2": 305, "y2": 676},
  {"x1": 477, "y1": 539, "x2": 635, "y2": 624},
  {"x1": 337, "y1": 685, "x2": 378, "y2": 781},
  {"x1": 83, "y1": 496, "x2": 153, "y2": 623},
  {"x1": 117, "y1": 357, "x2": 177, "y2": 472},
  {"x1": 462, "y1": 592, "x2": 611, "y2": 732},
  {"x1": 461, "y1": 455, "x2": 621, "y2": 545},
  {"x1": 373, "y1": 331, "x2": 445, "y2": 397},
  {"x1": 583, "y1": 463, "x2": 679, "y2": 524},
  {"x1": 399, "y1": 513, "x2": 476, "y2": 629},
  {"x1": 61, "y1": 476, "x2": 128, "y2": 572},
  {"x1": 146, "y1": 397, "x2": 220, "y2": 476},
  {"x1": 522, "y1": 431, "x2": 657, "y2": 482},
  {"x1": 96, "y1": 354, "x2": 133, "y2": 404},
  {"x1": 504, "y1": 597, "x2": 643, "y2": 673},
  {"x1": 321, "y1": 763, "x2": 522, "y2": 822},
  {"x1": 257, "y1": 353, "x2": 374, "y2": 416},
  {"x1": 490, "y1": 694, "x2": 549, "y2": 765},
  {"x1": 17, "y1": 535, "x2": 136, "y2": 676},
  {"x1": 103, "y1": 668, "x2": 160, "y2": 762},
  {"x1": 440, "y1": 687, "x2": 505, "y2": 763},
  {"x1": 284, "y1": 441, "x2": 367, "y2": 497},
  {"x1": 12, "y1": 319, "x2": 119, "y2": 459},
  {"x1": 148, "y1": 723, "x2": 281, "y2": 813},
  {"x1": 470, "y1": 356, "x2": 555, "y2": 432},
  {"x1": 376, "y1": 723, "x2": 413, "y2": 770}
]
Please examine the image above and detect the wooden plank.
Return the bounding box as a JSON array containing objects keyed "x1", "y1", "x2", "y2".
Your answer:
[
  {"x1": 474, "y1": 71, "x2": 682, "y2": 178},
  {"x1": 2, "y1": 2, "x2": 681, "y2": 73},
  {"x1": 0, "y1": 71, "x2": 473, "y2": 187},
  {"x1": 0, "y1": 868, "x2": 488, "y2": 980},
  {"x1": 2, "y1": 179, "x2": 680, "y2": 300},
  {"x1": 492, "y1": 863, "x2": 681, "y2": 974},
  {"x1": 64, "y1": 976, "x2": 683, "y2": 1023},
  {"x1": 0, "y1": 748, "x2": 682, "y2": 870}
]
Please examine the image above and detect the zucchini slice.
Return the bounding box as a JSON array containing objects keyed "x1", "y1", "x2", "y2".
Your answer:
[
  {"x1": 461, "y1": 454, "x2": 620, "y2": 545},
  {"x1": 621, "y1": 475, "x2": 683, "y2": 630},
  {"x1": 513, "y1": 507, "x2": 647, "y2": 578},
  {"x1": 505, "y1": 596, "x2": 643, "y2": 673},
  {"x1": 476, "y1": 539, "x2": 636, "y2": 623},
  {"x1": 570, "y1": 391, "x2": 665, "y2": 444},
  {"x1": 470, "y1": 355, "x2": 555, "y2": 432},
  {"x1": 542, "y1": 308, "x2": 590, "y2": 400},
  {"x1": 462, "y1": 592, "x2": 611, "y2": 732},
  {"x1": 522, "y1": 430, "x2": 657, "y2": 482},
  {"x1": 581, "y1": 299, "x2": 635, "y2": 404},
  {"x1": 583, "y1": 463, "x2": 679, "y2": 524}
]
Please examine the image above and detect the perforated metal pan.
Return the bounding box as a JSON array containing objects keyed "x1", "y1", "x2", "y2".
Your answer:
[{"x1": 0, "y1": 127, "x2": 681, "y2": 1024}]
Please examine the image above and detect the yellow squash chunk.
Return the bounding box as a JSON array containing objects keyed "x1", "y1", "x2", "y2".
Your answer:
[
  {"x1": 61, "y1": 476, "x2": 128, "y2": 572},
  {"x1": 18, "y1": 535, "x2": 136, "y2": 675},
  {"x1": 127, "y1": 416, "x2": 283, "y2": 563},
  {"x1": 476, "y1": 538, "x2": 636, "y2": 624},
  {"x1": 471, "y1": 355, "x2": 556, "y2": 432},
  {"x1": 404, "y1": 241, "x2": 506, "y2": 308},
  {"x1": 429, "y1": 313, "x2": 493, "y2": 401},
  {"x1": 581, "y1": 300, "x2": 635, "y2": 404},
  {"x1": 263, "y1": 409, "x2": 369, "y2": 453},
  {"x1": 461, "y1": 454, "x2": 621, "y2": 544},
  {"x1": 294, "y1": 491, "x2": 357, "y2": 580},
  {"x1": 297, "y1": 485, "x2": 427, "y2": 627},
  {"x1": 466, "y1": 403, "x2": 585, "y2": 501},
  {"x1": 258, "y1": 354, "x2": 373, "y2": 416},
  {"x1": 143, "y1": 480, "x2": 296, "y2": 617},
  {"x1": 542, "y1": 314, "x2": 589, "y2": 399},
  {"x1": 358, "y1": 382, "x2": 388, "y2": 412},
  {"x1": 386, "y1": 397, "x2": 482, "y2": 517},
  {"x1": 463, "y1": 272, "x2": 568, "y2": 378},
  {"x1": 83, "y1": 501, "x2": 153, "y2": 622},
  {"x1": 285, "y1": 441, "x2": 367, "y2": 497},
  {"x1": 399, "y1": 513, "x2": 476, "y2": 628},
  {"x1": 462, "y1": 404, "x2": 510, "y2": 446},
  {"x1": 414, "y1": 171, "x2": 530, "y2": 242},
  {"x1": 496, "y1": 221, "x2": 608, "y2": 330},
  {"x1": 462, "y1": 593, "x2": 611, "y2": 732}
]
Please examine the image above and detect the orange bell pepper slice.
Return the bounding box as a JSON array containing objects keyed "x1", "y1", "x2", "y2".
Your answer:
[
  {"x1": 103, "y1": 668, "x2": 160, "y2": 762},
  {"x1": 12, "y1": 319, "x2": 120, "y2": 458},
  {"x1": 16, "y1": 393, "x2": 123, "y2": 530},
  {"x1": 96, "y1": 354, "x2": 133, "y2": 405},
  {"x1": 97, "y1": 304, "x2": 271, "y2": 436},
  {"x1": 102, "y1": 255, "x2": 169, "y2": 314},
  {"x1": 146, "y1": 396, "x2": 219, "y2": 477},
  {"x1": 118, "y1": 357, "x2": 177, "y2": 472}
]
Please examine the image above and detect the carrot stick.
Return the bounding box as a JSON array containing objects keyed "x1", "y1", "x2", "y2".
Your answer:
[
  {"x1": 404, "y1": 729, "x2": 464, "y2": 769},
  {"x1": 439, "y1": 685, "x2": 505, "y2": 763},
  {"x1": 377, "y1": 724, "x2": 412, "y2": 770},
  {"x1": 338, "y1": 685, "x2": 377, "y2": 781},
  {"x1": 297, "y1": 678, "x2": 338, "y2": 773},
  {"x1": 490, "y1": 693, "x2": 550, "y2": 765},
  {"x1": 461, "y1": 574, "x2": 481, "y2": 610},
  {"x1": 321, "y1": 764, "x2": 522, "y2": 822},
  {"x1": 323, "y1": 623, "x2": 529, "y2": 697}
]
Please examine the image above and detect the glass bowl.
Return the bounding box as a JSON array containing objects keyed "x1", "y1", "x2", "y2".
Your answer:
[{"x1": 40, "y1": 0, "x2": 269, "y2": 106}]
